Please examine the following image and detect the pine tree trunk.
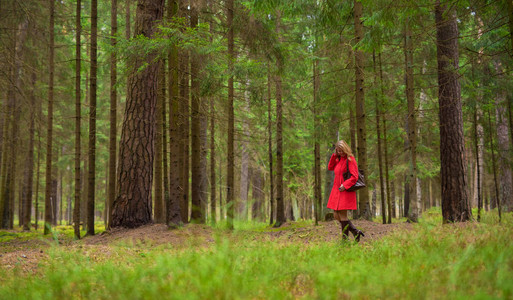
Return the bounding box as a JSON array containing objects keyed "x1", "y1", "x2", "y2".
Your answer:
[
  {"x1": 372, "y1": 52, "x2": 386, "y2": 224},
  {"x1": 22, "y1": 71, "x2": 36, "y2": 230},
  {"x1": 73, "y1": 0, "x2": 82, "y2": 239},
  {"x1": 190, "y1": 3, "x2": 207, "y2": 223},
  {"x1": 487, "y1": 110, "x2": 501, "y2": 219},
  {"x1": 251, "y1": 167, "x2": 264, "y2": 221},
  {"x1": 154, "y1": 63, "x2": 165, "y2": 223},
  {"x1": 107, "y1": 0, "x2": 118, "y2": 229},
  {"x1": 313, "y1": 59, "x2": 321, "y2": 225},
  {"x1": 494, "y1": 60, "x2": 513, "y2": 212},
  {"x1": 274, "y1": 10, "x2": 286, "y2": 227},
  {"x1": 404, "y1": 19, "x2": 418, "y2": 222},
  {"x1": 210, "y1": 94, "x2": 216, "y2": 223},
  {"x1": 378, "y1": 53, "x2": 392, "y2": 223},
  {"x1": 162, "y1": 64, "x2": 170, "y2": 224},
  {"x1": 435, "y1": 0, "x2": 472, "y2": 223},
  {"x1": 354, "y1": 0, "x2": 370, "y2": 220},
  {"x1": 111, "y1": 0, "x2": 165, "y2": 228},
  {"x1": 44, "y1": 0, "x2": 56, "y2": 234},
  {"x1": 226, "y1": 0, "x2": 235, "y2": 229},
  {"x1": 239, "y1": 78, "x2": 250, "y2": 221},
  {"x1": 86, "y1": 0, "x2": 98, "y2": 236},
  {"x1": 167, "y1": 0, "x2": 182, "y2": 227},
  {"x1": 267, "y1": 67, "x2": 274, "y2": 225}
]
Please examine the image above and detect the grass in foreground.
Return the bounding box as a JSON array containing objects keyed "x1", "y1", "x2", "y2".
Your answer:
[{"x1": 1, "y1": 211, "x2": 512, "y2": 299}]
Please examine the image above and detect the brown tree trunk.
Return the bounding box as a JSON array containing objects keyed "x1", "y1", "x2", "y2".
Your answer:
[
  {"x1": 354, "y1": 0, "x2": 370, "y2": 220},
  {"x1": 252, "y1": 167, "x2": 264, "y2": 221},
  {"x1": 111, "y1": 0, "x2": 165, "y2": 228},
  {"x1": 162, "y1": 64, "x2": 170, "y2": 224},
  {"x1": 435, "y1": 0, "x2": 471, "y2": 223},
  {"x1": 404, "y1": 19, "x2": 418, "y2": 222},
  {"x1": 210, "y1": 94, "x2": 216, "y2": 223},
  {"x1": 167, "y1": 0, "x2": 182, "y2": 227},
  {"x1": 22, "y1": 71, "x2": 36, "y2": 230},
  {"x1": 378, "y1": 53, "x2": 392, "y2": 223},
  {"x1": 44, "y1": 0, "x2": 56, "y2": 234},
  {"x1": 239, "y1": 79, "x2": 251, "y2": 220},
  {"x1": 487, "y1": 110, "x2": 501, "y2": 220},
  {"x1": 494, "y1": 60, "x2": 513, "y2": 212},
  {"x1": 107, "y1": 0, "x2": 118, "y2": 229},
  {"x1": 226, "y1": 0, "x2": 235, "y2": 229},
  {"x1": 267, "y1": 67, "x2": 274, "y2": 225},
  {"x1": 190, "y1": 2, "x2": 207, "y2": 223},
  {"x1": 274, "y1": 10, "x2": 286, "y2": 227},
  {"x1": 313, "y1": 59, "x2": 321, "y2": 225},
  {"x1": 154, "y1": 63, "x2": 165, "y2": 223},
  {"x1": 74, "y1": 0, "x2": 82, "y2": 239},
  {"x1": 372, "y1": 52, "x2": 386, "y2": 224}
]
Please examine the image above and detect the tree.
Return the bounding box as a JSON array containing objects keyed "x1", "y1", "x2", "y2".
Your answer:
[
  {"x1": 73, "y1": 0, "x2": 82, "y2": 239},
  {"x1": 44, "y1": 0, "x2": 55, "y2": 235},
  {"x1": 167, "y1": 0, "x2": 182, "y2": 227},
  {"x1": 226, "y1": 0, "x2": 235, "y2": 229},
  {"x1": 435, "y1": 0, "x2": 471, "y2": 223},
  {"x1": 354, "y1": 0, "x2": 370, "y2": 220},
  {"x1": 107, "y1": 0, "x2": 118, "y2": 229},
  {"x1": 111, "y1": 0, "x2": 165, "y2": 228}
]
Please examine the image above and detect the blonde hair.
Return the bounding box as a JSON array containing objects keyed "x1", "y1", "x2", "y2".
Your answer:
[{"x1": 336, "y1": 140, "x2": 354, "y2": 161}]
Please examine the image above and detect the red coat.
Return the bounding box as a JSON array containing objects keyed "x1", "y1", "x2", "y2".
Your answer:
[{"x1": 327, "y1": 154, "x2": 359, "y2": 210}]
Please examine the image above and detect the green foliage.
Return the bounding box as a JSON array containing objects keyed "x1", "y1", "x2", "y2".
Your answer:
[{"x1": 1, "y1": 213, "x2": 512, "y2": 299}]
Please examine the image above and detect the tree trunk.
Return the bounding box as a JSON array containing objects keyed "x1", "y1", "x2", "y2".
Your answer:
[
  {"x1": 372, "y1": 52, "x2": 386, "y2": 224},
  {"x1": 190, "y1": 2, "x2": 207, "y2": 223},
  {"x1": 210, "y1": 95, "x2": 216, "y2": 224},
  {"x1": 107, "y1": 0, "x2": 118, "y2": 229},
  {"x1": 22, "y1": 71, "x2": 36, "y2": 230},
  {"x1": 44, "y1": 0, "x2": 56, "y2": 234},
  {"x1": 267, "y1": 67, "x2": 274, "y2": 225},
  {"x1": 252, "y1": 167, "x2": 264, "y2": 221},
  {"x1": 162, "y1": 64, "x2": 170, "y2": 224},
  {"x1": 239, "y1": 79, "x2": 250, "y2": 220},
  {"x1": 494, "y1": 60, "x2": 513, "y2": 212},
  {"x1": 435, "y1": 0, "x2": 471, "y2": 223},
  {"x1": 404, "y1": 19, "x2": 418, "y2": 222},
  {"x1": 487, "y1": 110, "x2": 501, "y2": 220},
  {"x1": 274, "y1": 10, "x2": 286, "y2": 227},
  {"x1": 154, "y1": 63, "x2": 165, "y2": 223},
  {"x1": 313, "y1": 59, "x2": 321, "y2": 225},
  {"x1": 354, "y1": 0, "x2": 370, "y2": 220},
  {"x1": 86, "y1": 0, "x2": 98, "y2": 236},
  {"x1": 111, "y1": 0, "x2": 165, "y2": 228},
  {"x1": 167, "y1": 0, "x2": 182, "y2": 227},
  {"x1": 73, "y1": 0, "x2": 82, "y2": 239},
  {"x1": 226, "y1": 0, "x2": 235, "y2": 229}
]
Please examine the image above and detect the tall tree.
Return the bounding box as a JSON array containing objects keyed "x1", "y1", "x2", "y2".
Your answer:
[
  {"x1": 167, "y1": 0, "x2": 182, "y2": 227},
  {"x1": 373, "y1": 52, "x2": 386, "y2": 224},
  {"x1": 354, "y1": 0, "x2": 370, "y2": 220},
  {"x1": 435, "y1": 0, "x2": 471, "y2": 223},
  {"x1": 313, "y1": 58, "x2": 321, "y2": 225},
  {"x1": 111, "y1": 0, "x2": 165, "y2": 228},
  {"x1": 154, "y1": 63, "x2": 165, "y2": 223},
  {"x1": 22, "y1": 67, "x2": 36, "y2": 231},
  {"x1": 190, "y1": 2, "x2": 207, "y2": 223},
  {"x1": 267, "y1": 67, "x2": 274, "y2": 225},
  {"x1": 274, "y1": 10, "x2": 286, "y2": 227},
  {"x1": 404, "y1": 18, "x2": 418, "y2": 222},
  {"x1": 44, "y1": 0, "x2": 56, "y2": 235},
  {"x1": 73, "y1": 0, "x2": 82, "y2": 239},
  {"x1": 107, "y1": 0, "x2": 118, "y2": 228},
  {"x1": 226, "y1": 0, "x2": 235, "y2": 229},
  {"x1": 87, "y1": 0, "x2": 98, "y2": 236}
]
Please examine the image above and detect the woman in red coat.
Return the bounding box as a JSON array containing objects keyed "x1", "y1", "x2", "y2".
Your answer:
[{"x1": 327, "y1": 140, "x2": 365, "y2": 242}]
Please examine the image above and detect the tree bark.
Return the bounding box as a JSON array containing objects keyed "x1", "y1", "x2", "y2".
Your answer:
[
  {"x1": 404, "y1": 18, "x2": 418, "y2": 222},
  {"x1": 107, "y1": 0, "x2": 118, "y2": 229},
  {"x1": 154, "y1": 63, "x2": 165, "y2": 223},
  {"x1": 86, "y1": 0, "x2": 98, "y2": 236},
  {"x1": 354, "y1": 0, "x2": 370, "y2": 220},
  {"x1": 435, "y1": 0, "x2": 472, "y2": 223},
  {"x1": 274, "y1": 10, "x2": 286, "y2": 227},
  {"x1": 313, "y1": 59, "x2": 321, "y2": 225},
  {"x1": 372, "y1": 52, "x2": 386, "y2": 224},
  {"x1": 210, "y1": 94, "x2": 216, "y2": 223},
  {"x1": 267, "y1": 67, "x2": 274, "y2": 225},
  {"x1": 167, "y1": 0, "x2": 182, "y2": 227},
  {"x1": 226, "y1": 0, "x2": 235, "y2": 229},
  {"x1": 44, "y1": 0, "x2": 55, "y2": 234},
  {"x1": 378, "y1": 52, "x2": 392, "y2": 223},
  {"x1": 111, "y1": 0, "x2": 165, "y2": 228},
  {"x1": 487, "y1": 110, "x2": 501, "y2": 220},
  {"x1": 190, "y1": 2, "x2": 207, "y2": 223},
  {"x1": 239, "y1": 79, "x2": 251, "y2": 220},
  {"x1": 22, "y1": 70, "x2": 36, "y2": 230},
  {"x1": 251, "y1": 167, "x2": 264, "y2": 221},
  {"x1": 73, "y1": 0, "x2": 82, "y2": 239}
]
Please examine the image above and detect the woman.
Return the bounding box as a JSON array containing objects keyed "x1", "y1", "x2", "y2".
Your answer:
[{"x1": 327, "y1": 140, "x2": 365, "y2": 242}]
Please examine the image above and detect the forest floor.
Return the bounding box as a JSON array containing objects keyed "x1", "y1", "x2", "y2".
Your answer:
[
  {"x1": 0, "y1": 219, "x2": 411, "y2": 274},
  {"x1": 1, "y1": 210, "x2": 511, "y2": 299}
]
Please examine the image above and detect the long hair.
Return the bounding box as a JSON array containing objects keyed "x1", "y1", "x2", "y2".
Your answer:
[{"x1": 336, "y1": 140, "x2": 354, "y2": 161}]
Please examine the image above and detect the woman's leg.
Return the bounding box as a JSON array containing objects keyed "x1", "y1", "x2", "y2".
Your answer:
[
  {"x1": 335, "y1": 210, "x2": 350, "y2": 240},
  {"x1": 338, "y1": 210, "x2": 349, "y2": 221}
]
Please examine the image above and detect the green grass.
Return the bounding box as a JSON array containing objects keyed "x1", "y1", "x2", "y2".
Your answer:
[{"x1": 1, "y1": 211, "x2": 512, "y2": 299}]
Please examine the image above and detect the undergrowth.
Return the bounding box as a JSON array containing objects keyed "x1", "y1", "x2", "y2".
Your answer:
[{"x1": 1, "y1": 211, "x2": 512, "y2": 299}]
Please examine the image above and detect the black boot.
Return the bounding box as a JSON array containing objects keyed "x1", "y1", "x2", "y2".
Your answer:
[
  {"x1": 347, "y1": 220, "x2": 365, "y2": 242},
  {"x1": 339, "y1": 221, "x2": 350, "y2": 240}
]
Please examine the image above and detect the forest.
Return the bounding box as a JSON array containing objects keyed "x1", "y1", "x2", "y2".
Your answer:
[{"x1": 1, "y1": 0, "x2": 512, "y2": 298}]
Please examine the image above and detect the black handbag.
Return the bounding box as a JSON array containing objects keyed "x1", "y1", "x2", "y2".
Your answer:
[{"x1": 341, "y1": 159, "x2": 366, "y2": 192}]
